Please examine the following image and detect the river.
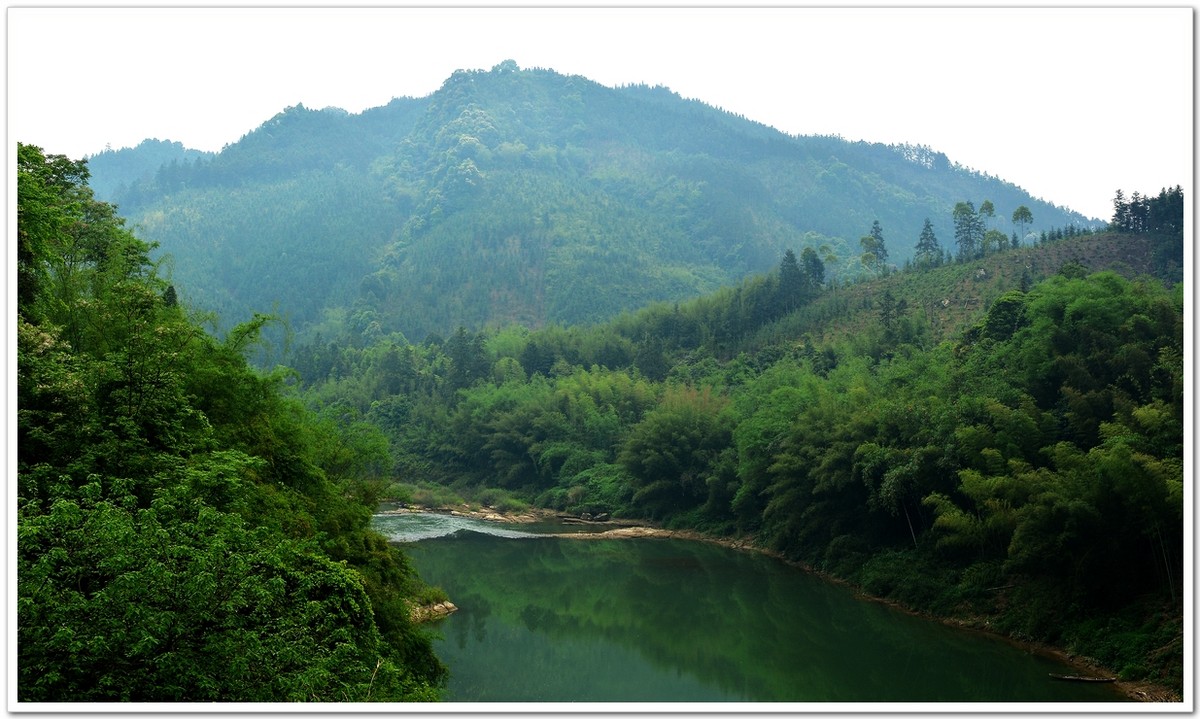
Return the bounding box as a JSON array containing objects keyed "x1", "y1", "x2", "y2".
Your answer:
[{"x1": 373, "y1": 511, "x2": 1128, "y2": 705}]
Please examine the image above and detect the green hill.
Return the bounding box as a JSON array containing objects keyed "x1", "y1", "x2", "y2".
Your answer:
[
  {"x1": 745, "y1": 229, "x2": 1182, "y2": 353},
  {"x1": 87, "y1": 61, "x2": 1097, "y2": 345}
]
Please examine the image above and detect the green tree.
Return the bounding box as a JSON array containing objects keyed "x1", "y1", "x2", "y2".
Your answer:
[
  {"x1": 799, "y1": 247, "x2": 825, "y2": 292},
  {"x1": 980, "y1": 290, "x2": 1028, "y2": 341},
  {"x1": 982, "y1": 228, "x2": 1009, "y2": 257},
  {"x1": 16, "y1": 145, "x2": 87, "y2": 319},
  {"x1": 17, "y1": 145, "x2": 446, "y2": 702},
  {"x1": 444, "y1": 325, "x2": 489, "y2": 391},
  {"x1": 18, "y1": 483, "x2": 439, "y2": 701},
  {"x1": 776, "y1": 248, "x2": 806, "y2": 313},
  {"x1": 859, "y1": 220, "x2": 889, "y2": 275},
  {"x1": 876, "y1": 289, "x2": 908, "y2": 348},
  {"x1": 913, "y1": 218, "x2": 942, "y2": 267},
  {"x1": 979, "y1": 199, "x2": 995, "y2": 229},
  {"x1": 619, "y1": 385, "x2": 733, "y2": 520},
  {"x1": 1011, "y1": 205, "x2": 1033, "y2": 244},
  {"x1": 952, "y1": 201, "x2": 984, "y2": 260}
]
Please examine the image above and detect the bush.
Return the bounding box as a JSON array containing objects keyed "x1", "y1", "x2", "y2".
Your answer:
[
  {"x1": 566, "y1": 463, "x2": 634, "y2": 516},
  {"x1": 478, "y1": 487, "x2": 529, "y2": 514},
  {"x1": 858, "y1": 549, "x2": 960, "y2": 614},
  {"x1": 1060, "y1": 597, "x2": 1183, "y2": 691},
  {"x1": 823, "y1": 534, "x2": 871, "y2": 579},
  {"x1": 397, "y1": 482, "x2": 465, "y2": 508}
]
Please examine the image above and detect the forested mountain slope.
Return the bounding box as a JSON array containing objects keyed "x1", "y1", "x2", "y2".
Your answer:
[
  {"x1": 85, "y1": 139, "x2": 214, "y2": 201},
  {"x1": 88, "y1": 61, "x2": 1095, "y2": 345}
]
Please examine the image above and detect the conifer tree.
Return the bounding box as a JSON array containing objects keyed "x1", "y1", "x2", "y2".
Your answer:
[
  {"x1": 914, "y1": 218, "x2": 942, "y2": 267},
  {"x1": 777, "y1": 248, "x2": 806, "y2": 313},
  {"x1": 859, "y1": 220, "x2": 889, "y2": 275},
  {"x1": 952, "y1": 201, "x2": 984, "y2": 260},
  {"x1": 799, "y1": 247, "x2": 825, "y2": 294}
]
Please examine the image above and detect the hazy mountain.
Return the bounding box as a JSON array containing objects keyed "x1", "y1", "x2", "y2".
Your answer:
[
  {"x1": 87, "y1": 61, "x2": 1097, "y2": 343},
  {"x1": 86, "y1": 139, "x2": 214, "y2": 204}
]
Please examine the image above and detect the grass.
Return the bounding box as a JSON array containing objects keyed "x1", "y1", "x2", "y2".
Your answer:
[{"x1": 744, "y1": 231, "x2": 1177, "y2": 354}]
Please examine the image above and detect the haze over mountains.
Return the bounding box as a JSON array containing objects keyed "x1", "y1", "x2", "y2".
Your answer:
[
  {"x1": 86, "y1": 61, "x2": 1096, "y2": 343},
  {"x1": 21, "y1": 56, "x2": 1185, "y2": 701}
]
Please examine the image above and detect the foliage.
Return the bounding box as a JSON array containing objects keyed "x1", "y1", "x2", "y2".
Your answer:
[
  {"x1": 25, "y1": 59, "x2": 1188, "y2": 696},
  {"x1": 88, "y1": 63, "x2": 1096, "y2": 346},
  {"x1": 619, "y1": 385, "x2": 734, "y2": 520},
  {"x1": 294, "y1": 206, "x2": 1182, "y2": 689},
  {"x1": 1110, "y1": 186, "x2": 1184, "y2": 236},
  {"x1": 16, "y1": 144, "x2": 445, "y2": 702}
]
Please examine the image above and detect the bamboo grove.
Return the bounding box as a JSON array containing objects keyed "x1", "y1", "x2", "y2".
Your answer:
[{"x1": 294, "y1": 194, "x2": 1184, "y2": 689}]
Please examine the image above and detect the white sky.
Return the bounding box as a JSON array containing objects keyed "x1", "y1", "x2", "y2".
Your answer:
[{"x1": 7, "y1": 5, "x2": 1194, "y2": 220}]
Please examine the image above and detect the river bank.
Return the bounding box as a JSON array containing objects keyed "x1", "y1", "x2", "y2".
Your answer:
[{"x1": 388, "y1": 503, "x2": 1180, "y2": 703}]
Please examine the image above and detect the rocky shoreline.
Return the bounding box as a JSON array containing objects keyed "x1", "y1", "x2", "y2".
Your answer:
[{"x1": 393, "y1": 503, "x2": 1180, "y2": 703}]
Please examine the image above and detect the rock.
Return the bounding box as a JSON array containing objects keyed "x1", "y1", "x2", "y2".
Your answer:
[{"x1": 409, "y1": 600, "x2": 459, "y2": 623}]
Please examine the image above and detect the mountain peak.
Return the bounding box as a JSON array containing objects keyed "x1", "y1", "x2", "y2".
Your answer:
[{"x1": 87, "y1": 64, "x2": 1097, "y2": 342}]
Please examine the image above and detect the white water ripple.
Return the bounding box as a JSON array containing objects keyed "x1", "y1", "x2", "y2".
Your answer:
[{"x1": 372, "y1": 512, "x2": 547, "y2": 543}]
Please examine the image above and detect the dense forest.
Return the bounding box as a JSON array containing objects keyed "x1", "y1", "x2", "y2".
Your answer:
[
  {"x1": 86, "y1": 62, "x2": 1097, "y2": 347},
  {"x1": 18, "y1": 65, "x2": 1184, "y2": 699},
  {"x1": 16, "y1": 144, "x2": 448, "y2": 701},
  {"x1": 290, "y1": 186, "x2": 1184, "y2": 691}
]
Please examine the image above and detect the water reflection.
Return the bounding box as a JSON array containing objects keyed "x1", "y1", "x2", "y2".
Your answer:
[{"x1": 380, "y1": 513, "x2": 1127, "y2": 703}]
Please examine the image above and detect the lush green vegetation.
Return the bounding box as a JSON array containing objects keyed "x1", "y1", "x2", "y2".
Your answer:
[
  {"x1": 16, "y1": 144, "x2": 447, "y2": 702},
  {"x1": 88, "y1": 62, "x2": 1096, "y2": 347},
  {"x1": 293, "y1": 196, "x2": 1184, "y2": 690},
  {"x1": 23, "y1": 62, "x2": 1183, "y2": 698}
]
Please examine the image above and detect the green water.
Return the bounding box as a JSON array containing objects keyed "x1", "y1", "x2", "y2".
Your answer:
[{"x1": 374, "y1": 512, "x2": 1128, "y2": 704}]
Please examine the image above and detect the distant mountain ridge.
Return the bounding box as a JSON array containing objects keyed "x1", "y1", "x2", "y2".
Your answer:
[{"x1": 85, "y1": 61, "x2": 1098, "y2": 343}]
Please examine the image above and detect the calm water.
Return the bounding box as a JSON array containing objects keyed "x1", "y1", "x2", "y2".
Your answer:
[{"x1": 373, "y1": 512, "x2": 1127, "y2": 704}]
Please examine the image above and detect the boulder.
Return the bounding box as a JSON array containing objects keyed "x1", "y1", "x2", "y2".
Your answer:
[{"x1": 410, "y1": 600, "x2": 459, "y2": 623}]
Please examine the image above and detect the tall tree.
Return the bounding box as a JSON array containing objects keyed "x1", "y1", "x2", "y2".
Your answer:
[
  {"x1": 1111, "y1": 189, "x2": 1130, "y2": 231},
  {"x1": 445, "y1": 325, "x2": 490, "y2": 390},
  {"x1": 876, "y1": 289, "x2": 907, "y2": 346},
  {"x1": 869, "y1": 220, "x2": 887, "y2": 263},
  {"x1": 1112, "y1": 186, "x2": 1184, "y2": 237},
  {"x1": 799, "y1": 247, "x2": 825, "y2": 295},
  {"x1": 859, "y1": 220, "x2": 889, "y2": 275},
  {"x1": 1011, "y1": 205, "x2": 1033, "y2": 244},
  {"x1": 776, "y1": 248, "x2": 806, "y2": 313},
  {"x1": 16, "y1": 145, "x2": 87, "y2": 319},
  {"x1": 979, "y1": 200, "x2": 996, "y2": 229},
  {"x1": 952, "y1": 201, "x2": 984, "y2": 260},
  {"x1": 914, "y1": 218, "x2": 942, "y2": 267}
]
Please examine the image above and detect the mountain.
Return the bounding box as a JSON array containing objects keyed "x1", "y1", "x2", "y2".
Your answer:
[
  {"x1": 86, "y1": 61, "x2": 1098, "y2": 345},
  {"x1": 85, "y1": 139, "x2": 214, "y2": 203}
]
